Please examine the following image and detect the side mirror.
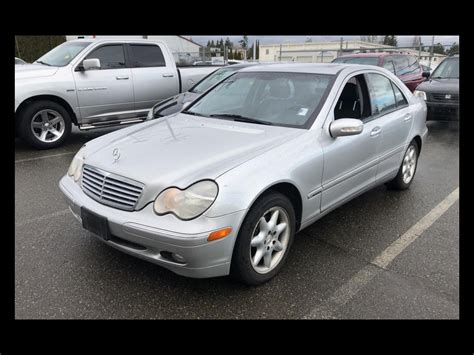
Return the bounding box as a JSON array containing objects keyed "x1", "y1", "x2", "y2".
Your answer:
[
  {"x1": 83, "y1": 58, "x2": 101, "y2": 71},
  {"x1": 329, "y1": 118, "x2": 364, "y2": 138},
  {"x1": 422, "y1": 71, "x2": 431, "y2": 79}
]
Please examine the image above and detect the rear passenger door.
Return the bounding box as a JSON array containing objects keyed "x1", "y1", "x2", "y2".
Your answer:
[
  {"x1": 364, "y1": 72, "x2": 413, "y2": 181},
  {"x1": 127, "y1": 43, "x2": 180, "y2": 117}
]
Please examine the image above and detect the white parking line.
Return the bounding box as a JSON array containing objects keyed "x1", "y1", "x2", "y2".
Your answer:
[
  {"x1": 303, "y1": 187, "x2": 459, "y2": 319},
  {"x1": 15, "y1": 151, "x2": 76, "y2": 164}
]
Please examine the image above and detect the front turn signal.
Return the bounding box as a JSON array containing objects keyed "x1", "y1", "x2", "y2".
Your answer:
[{"x1": 207, "y1": 227, "x2": 232, "y2": 242}]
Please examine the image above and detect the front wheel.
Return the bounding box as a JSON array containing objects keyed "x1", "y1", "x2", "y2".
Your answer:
[
  {"x1": 230, "y1": 192, "x2": 296, "y2": 285},
  {"x1": 18, "y1": 100, "x2": 72, "y2": 150},
  {"x1": 387, "y1": 140, "x2": 419, "y2": 190}
]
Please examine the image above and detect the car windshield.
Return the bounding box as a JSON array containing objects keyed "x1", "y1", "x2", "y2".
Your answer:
[
  {"x1": 332, "y1": 56, "x2": 379, "y2": 66},
  {"x1": 190, "y1": 67, "x2": 240, "y2": 94},
  {"x1": 431, "y1": 58, "x2": 459, "y2": 79},
  {"x1": 185, "y1": 72, "x2": 334, "y2": 128},
  {"x1": 35, "y1": 41, "x2": 92, "y2": 67}
]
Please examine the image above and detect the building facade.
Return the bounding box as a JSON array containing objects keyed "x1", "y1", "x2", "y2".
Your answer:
[
  {"x1": 259, "y1": 40, "x2": 447, "y2": 68},
  {"x1": 259, "y1": 40, "x2": 394, "y2": 63}
]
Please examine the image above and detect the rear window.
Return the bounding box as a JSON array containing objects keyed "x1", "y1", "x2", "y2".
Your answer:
[
  {"x1": 129, "y1": 44, "x2": 166, "y2": 68},
  {"x1": 393, "y1": 56, "x2": 420, "y2": 75},
  {"x1": 332, "y1": 56, "x2": 379, "y2": 66}
]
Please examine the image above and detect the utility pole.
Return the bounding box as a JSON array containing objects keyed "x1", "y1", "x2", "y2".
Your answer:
[
  {"x1": 279, "y1": 43, "x2": 282, "y2": 61},
  {"x1": 429, "y1": 35, "x2": 434, "y2": 68},
  {"x1": 253, "y1": 38, "x2": 256, "y2": 61}
]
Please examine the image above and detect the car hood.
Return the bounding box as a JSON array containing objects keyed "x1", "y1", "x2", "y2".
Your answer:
[
  {"x1": 15, "y1": 64, "x2": 59, "y2": 80},
  {"x1": 85, "y1": 113, "x2": 304, "y2": 206},
  {"x1": 416, "y1": 78, "x2": 459, "y2": 93}
]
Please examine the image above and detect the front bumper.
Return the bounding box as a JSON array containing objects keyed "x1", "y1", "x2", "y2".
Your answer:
[
  {"x1": 426, "y1": 101, "x2": 459, "y2": 121},
  {"x1": 59, "y1": 175, "x2": 247, "y2": 278}
]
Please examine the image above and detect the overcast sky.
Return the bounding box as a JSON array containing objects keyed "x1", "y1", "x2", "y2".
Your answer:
[{"x1": 186, "y1": 36, "x2": 459, "y2": 47}]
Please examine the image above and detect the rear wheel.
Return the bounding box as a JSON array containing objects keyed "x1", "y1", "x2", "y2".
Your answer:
[
  {"x1": 230, "y1": 192, "x2": 296, "y2": 285},
  {"x1": 18, "y1": 100, "x2": 72, "y2": 149},
  {"x1": 387, "y1": 140, "x2": 419, "y2": 190}
]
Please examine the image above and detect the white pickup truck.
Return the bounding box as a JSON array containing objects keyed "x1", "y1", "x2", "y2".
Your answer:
[{"x1": 15, "y1": 39, "x2": 218, "y2": 149}]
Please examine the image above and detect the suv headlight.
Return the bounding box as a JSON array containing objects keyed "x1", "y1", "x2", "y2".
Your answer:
[
  {"x1": 67, "y1": 146, "x2": 86, "y2": 182},
  {"x1": 413, "y1": 90, "x2": 427, "y2": 100},
  {"x1": 153, "y1": 180, "x2": 218, "y2": 220}
]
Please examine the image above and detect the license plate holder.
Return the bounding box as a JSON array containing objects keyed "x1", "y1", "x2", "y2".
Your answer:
[{"x1": 81, "y1": 207, "x2": 110, "y2": 241}]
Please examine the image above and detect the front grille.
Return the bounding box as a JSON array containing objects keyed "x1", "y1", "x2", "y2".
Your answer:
[
  {"x1": 431, "y1": 93, "x2": 459, "y2": 102},
  {"x1": 81, "y1": 165, "x2": 144, "y2": 211}
]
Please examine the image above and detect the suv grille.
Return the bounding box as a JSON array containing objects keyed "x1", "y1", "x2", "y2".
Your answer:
[
  {"x1": 431, "y1": 93, "x2": 459, "y2": 102},
  {"x1": 81, "y1": 165, "x2": 144, "y2": 211}
]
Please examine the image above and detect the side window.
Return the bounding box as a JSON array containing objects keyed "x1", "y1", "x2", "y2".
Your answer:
[
  {"x1": 334, "y1": 75, "x2": 370, "y2": 120},
  {"x1": 393, "y1": 56, "x2": 409, "y2": 75},
  {"x1": 129, "y1": 44, "x2": 166, "y2": 67},
  {"x1": 391, "y1": 82, "x2": 408, "y2": 107},
  {"x1": 383, "y1": 57, "x2": 396, "y2": 73},
  {"x1": 366, "y1": 73, "x2": 397, "y2": 116},
  {"x1": 86, "y1": 45, "x2": 126, "y2": 70}
]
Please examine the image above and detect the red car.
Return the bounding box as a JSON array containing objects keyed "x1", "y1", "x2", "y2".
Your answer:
[{"x1": 332, "y1": 53, "x2": 427, "y2": 92}]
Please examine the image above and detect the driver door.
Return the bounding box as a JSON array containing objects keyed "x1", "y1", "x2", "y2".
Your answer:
[
  {"x1": 73, "y1": 43, "x2": 135, "y2": 124},
  {"x1": 319, "y1": 74, "x2": 381, "y2": 212}
]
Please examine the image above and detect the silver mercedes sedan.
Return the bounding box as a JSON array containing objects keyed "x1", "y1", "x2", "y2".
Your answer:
[{"x1": 59, "y1": 63, "x2": 428, "y2": 285}]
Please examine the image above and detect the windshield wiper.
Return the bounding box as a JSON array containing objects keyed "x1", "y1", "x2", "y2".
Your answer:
[
  {"x1": 35, "y1": 60, "x2": 52, "y2": 66},
  {"x1": 209, "y1": 113, "x2": 273, "y2": 125},
  {"x1": 182, "y1": 110, "x2": 204, "y2": 117}
]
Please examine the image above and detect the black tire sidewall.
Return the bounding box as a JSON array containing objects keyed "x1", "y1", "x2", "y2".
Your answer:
[
  {"x1": 231, "y1": 192, "x2": 296, "y2": 286},
  {"x1": 18, "y1": 101, "x2": 72, "y2": 149}
]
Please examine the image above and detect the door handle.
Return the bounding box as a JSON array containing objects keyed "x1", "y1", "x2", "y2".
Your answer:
[
  {"x1": 370, "y1": 127, "x2": 382, "y2": 136},
  {"x1": 403, "y1": 113, "x2": 412, "y2": 121},
  {"x1": 162, "y1": 73, "x2": 174, "y2": 78},
  {"x1": 116, "y1": 76, "x2": 129, "y2": 80}
]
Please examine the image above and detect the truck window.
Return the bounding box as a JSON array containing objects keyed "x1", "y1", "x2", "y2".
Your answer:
[
  {"x1": 129, "y1": 44, "x2": 166, "y2": 68},
  {"x1": 86, "y1": 45, "x2": 126, "y2": 70}
]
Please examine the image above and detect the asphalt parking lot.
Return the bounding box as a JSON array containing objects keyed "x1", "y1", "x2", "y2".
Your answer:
[{"x1": 15, "y1": 121, "x2": 459, "y2": 319}]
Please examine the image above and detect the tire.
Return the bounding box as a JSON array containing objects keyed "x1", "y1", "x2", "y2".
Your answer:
[
  {"x1": 387, "y1": 140, "x2": 419, "y2": 190},
  {"x1": 230, "y1": 192, "x2": 296, "y2": 286},
  {"x1": 18, "y1": 100, "x2": 72, "y2": 150}
]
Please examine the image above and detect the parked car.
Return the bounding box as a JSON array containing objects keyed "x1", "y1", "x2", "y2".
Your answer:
[
  {"x1": 414, "y1": 54, "x2": 459, "y2": 121},
  {"x1": 59, "y1": 63, "x2": 427, "y2": 285},
  {"x1": 15, "y1": 39, "x2": 217, "y2": 149},
  {"x1": 332, "y1": 53, "x2": 426, "y2": 92},
  {"x1": 147, "y1": 63, "x2": 261, "y2": 119},
  {"x1": 15, "y1": 57, "x2": 27, "y2": 65}
]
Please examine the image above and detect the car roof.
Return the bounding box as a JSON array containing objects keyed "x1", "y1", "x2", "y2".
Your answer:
[
  {"x1": 337, "y1": 52, "x2": 413, "y2": 58},
  {"x1": 238, "y1": 62, "x2": 376, "y2": 75}
]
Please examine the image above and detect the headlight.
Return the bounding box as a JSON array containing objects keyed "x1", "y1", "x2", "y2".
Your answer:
[
  {"x1": 413, "y1": 90, "x2": 427, "y2": 100},
  {"x1": 67, "y1": 146, "x2": 86, "y2": 182},
  {"x1": 153, "y1": 180, "x2": 218, "y2": 220}
]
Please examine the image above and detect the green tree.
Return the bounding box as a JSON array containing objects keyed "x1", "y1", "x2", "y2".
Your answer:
[
  {"x1": 445, "y1": 42, "x2": 458, "y2": 55},
  {"x1": 432, "y1": 42, "x2": 445, "y2": 55},
  {"x1": 239, "y1": 36, "x2": 248, "y2": 59},
  {"x1": 15, "y1": 35, "x2": 66, "y2": 63},
  {"x1": 383, "y1": 35, "x2": 397, "y2": 46}
]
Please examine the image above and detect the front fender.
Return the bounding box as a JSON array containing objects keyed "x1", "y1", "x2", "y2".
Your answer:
[{"x1": 205, "y1": 130, "x2": 324, "y2": 224}]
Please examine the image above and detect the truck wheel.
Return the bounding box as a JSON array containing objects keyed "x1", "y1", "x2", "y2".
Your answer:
[
  {"x1": 18, "y1": 100, "x2": 72, "y2": 150},
  {"x1": 230, "y1": 192, "x2": 296, "y2": 286},
  {"x1": 387, "y1": 140, "x2": 419, "y2": 190}
]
